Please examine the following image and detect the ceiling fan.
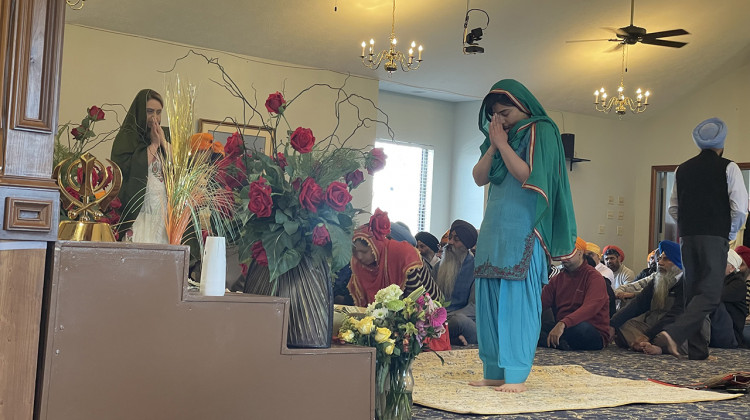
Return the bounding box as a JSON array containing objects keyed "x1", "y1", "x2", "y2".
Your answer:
[{"x1": 567, "y1": 0, "x2": 689, "y2": 49}]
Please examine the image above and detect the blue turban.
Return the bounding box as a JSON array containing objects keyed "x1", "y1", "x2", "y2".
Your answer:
[
  {"x1": 692, "y1": 117, "x2": 726, "y2": 150},
  {"x1": 658, "y1": 240, "x2": 683, "y2": 271},
  {"x1": 389, "y1": 221, "x2": 416, "y2": 246}
]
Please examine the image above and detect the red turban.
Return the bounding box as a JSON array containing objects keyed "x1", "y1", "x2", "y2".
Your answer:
[
  {"x1": 735, "y1": 245, "x2": 750, "y2": 268},
  {"x1": 603, "y1": 245, "x2": 625, "y2": 262}
]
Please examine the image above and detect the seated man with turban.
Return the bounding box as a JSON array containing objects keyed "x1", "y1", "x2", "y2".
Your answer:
[
  {"x1": 539, "y1": 238, "x2": 611, "y2": 351},
  {"x1": 603, "y1": 245, "x2": 636, "y2": 292},
  {"x1": 434, "y1": 220, "x2": 478, "y2": 346},
  {"x1": 708, "y1": 249, "x2": 749, "y2": 348},
  {"x1": 736, "y1": 246, "x2": 750, "y2": 346},
  {"x1": 415, "y1": 231, "x2": 441, "y2": 273},
  {"x1": 610, "y1": 241, "x2": 686, "y2": 352}
]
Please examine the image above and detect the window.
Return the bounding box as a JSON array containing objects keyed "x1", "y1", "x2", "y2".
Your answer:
[{"x1": 371, "y1": 141, "x2": 433, "y2": 233}]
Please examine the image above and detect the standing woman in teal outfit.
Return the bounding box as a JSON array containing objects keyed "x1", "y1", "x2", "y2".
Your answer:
[{"x1": 469, "y1": 79, "x2": 577, "y2": 393}]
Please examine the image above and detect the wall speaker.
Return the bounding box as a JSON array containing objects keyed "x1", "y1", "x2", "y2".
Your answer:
[{"x1": 561, "y1": 133, "x2": 575, "y2": 160}]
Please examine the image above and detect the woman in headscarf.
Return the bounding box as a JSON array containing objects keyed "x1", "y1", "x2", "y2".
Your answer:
[
  {"x1": 470, "y1": 79, "x2": 577, "y2": 393},
  {"x1": 111, "y1": 89, "x2": 170, "y2": 243},
  {"x1": 348, "y1": 209, "x2": 444, "y2": 307}
]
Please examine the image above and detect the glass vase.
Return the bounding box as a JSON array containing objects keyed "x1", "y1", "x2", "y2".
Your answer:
[
  {"x1": 375, "y1": 358, "x2": 414, "y2": 420},
  {"x1": 274, "y1": 254, "x2": 333, "y2": 348}
]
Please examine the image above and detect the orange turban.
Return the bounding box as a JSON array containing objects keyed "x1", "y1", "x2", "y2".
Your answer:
[
  {"x1": 585, "y1": 242, "x2": 601, "y2": 259},
  {"x1": 575, "y1": 237, "x2": 587, "y2": 252},
  {"x1": 440, "y1": 230, "x2": 450, "y2": 246},
  {"x1": 603, "y1": 245, "x2": 625, "y2": 262}
]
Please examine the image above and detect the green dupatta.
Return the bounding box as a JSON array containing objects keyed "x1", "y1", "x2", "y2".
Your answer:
[
  {"x1": 478, "y1": 79, "x2": 576, "y2": 259},
  {"x1": 110, "y1": 89, "x2": 170, "y2": 235}
]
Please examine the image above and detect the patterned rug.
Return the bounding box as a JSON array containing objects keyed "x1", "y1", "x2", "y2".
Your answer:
[{"x1": 412, "y1": 349, "x2": 741, "y2": 415}]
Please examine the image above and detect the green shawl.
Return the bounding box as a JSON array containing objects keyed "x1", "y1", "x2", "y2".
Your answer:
[
  {"x1": 110, "y1": 89, "x2": 170, "y2": 235},
  {"x1": 478, "y1": 79, "x2": 577, "y2": 259}
]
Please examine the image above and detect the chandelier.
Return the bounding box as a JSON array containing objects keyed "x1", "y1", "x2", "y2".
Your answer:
[
  {"x1": 593, "y1": 47, "x2": 650, "y2": 115},
  {"x1": 360, "y1": 0, "x2": 423, "y2": 74},
  {"x1": 66, "y1": 0, "x2": 85, "y2": 10}
]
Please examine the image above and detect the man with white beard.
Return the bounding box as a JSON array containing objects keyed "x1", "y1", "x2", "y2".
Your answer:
[
  {"x1": 609, "y1": 240, "x2": 689, "y2": 352},
  {"x1": 434, "y1": 220, "x2": 478, "y2": 346}
]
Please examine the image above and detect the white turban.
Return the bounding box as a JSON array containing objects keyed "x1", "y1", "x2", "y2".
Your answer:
[{"x1": 727, "y1": 249, "x2": 742, "y2": 272}]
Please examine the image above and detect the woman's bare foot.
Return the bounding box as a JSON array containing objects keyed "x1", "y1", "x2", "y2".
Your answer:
[
  {"x1": 458, "y1": 334, "x2": 468, "y2": 346},
  {"x1": 641, "y1": 342, "x2": 663, "y2": 355},
  {"x1": 495, "y1": 383, "x2": 527, "y2": 393},
  {"x1": 469, "y1": 379, "x2": 505, "y2": 387}
]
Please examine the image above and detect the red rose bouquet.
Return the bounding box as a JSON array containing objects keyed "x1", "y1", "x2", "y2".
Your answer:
[{"x1": 208, "y1": 79, "x2": 389, "y2": 285}]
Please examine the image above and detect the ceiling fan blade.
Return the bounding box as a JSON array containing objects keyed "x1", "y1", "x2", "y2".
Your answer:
[
  {"x1": 605, "y1": 43, "x2": 624, "y2": 53},
  {"x1": 602, "y1": 26, "x2": 628, "y2": 37},
  {"x1": 640, "y1": 38, "x2": 688, "y2": 48},
  {"x1": 642, "y1": 29, "x2": 689, "y2": 39},
  {"x1": 566, "y1": 38, "x2": 612, "y2": 43}
]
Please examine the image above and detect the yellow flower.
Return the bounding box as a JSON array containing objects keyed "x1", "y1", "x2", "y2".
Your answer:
[
  {"x1": 374, "y1": 327, "x2": 392, "y2": 343},
  {"x1": 384, "y1": 339, "x2": 396, "y2": 355},
  {"x1": 339, "y1": 330, "x2": 355, "y2": 342},
  {"x1": 356, "y1": 317, "x2": 375, "y2": 335}
]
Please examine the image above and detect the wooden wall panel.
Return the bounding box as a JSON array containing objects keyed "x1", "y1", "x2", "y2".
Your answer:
[
  {"x1": 0, "y1": 0, "x2": 13, "y2": 172},
  {"x1": 2, "y1": 0, "x2": 65, "y2": 179},
  {"x1": 0, "y1": 246, "x2": 46, "y2": 420}
]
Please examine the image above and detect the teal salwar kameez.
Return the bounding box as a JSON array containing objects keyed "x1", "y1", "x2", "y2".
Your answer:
[{"x1": 473, "y1": 79, "x2": 577, "y2": 384}]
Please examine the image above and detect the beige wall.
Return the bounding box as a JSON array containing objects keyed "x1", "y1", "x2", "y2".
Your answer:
[
  {"x1": 631, "y1": 59, "x2": 750, "y2": 260},
  {"x1": 58, "y1": 25, "x2": 380, "y2": 213}
]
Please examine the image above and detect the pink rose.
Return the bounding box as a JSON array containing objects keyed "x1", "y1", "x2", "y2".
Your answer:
[
  {"x1": 366, "y1": 147, "x2": 387, "y2": 175},
  {"x1": 290, "y1": 127, "x2": 315, "y2": 154},
  {"x1": 312, "y1": 224, "x2": 331, "y2": 246},
  {"x1": 298, "y1": 177, "x2": 323, "y2": 212},
  {"x1": 369, "y1": 208, "x2": 390, "y2": 240},
  {"x1": 247, "y1": 176, "x2": 273, "y2": 218},
  {"x1": 325, "y1": 181, "x2": 352, "y2": 212},
  {"x1": 88, "y1": 105, "x2": 105, "y2": 121},
  {"x1": 265, "y1": 91, "x2": 286, "y2": 114},
  {"x1": 344, "y1": 169, "x2": 365, "y2": 189},
  {"x1": 224, "y1": 132, "x2": 244, "y2": 158},
  {"x1": 251, "y1": 241, "x2": 268, "y2": 266}
]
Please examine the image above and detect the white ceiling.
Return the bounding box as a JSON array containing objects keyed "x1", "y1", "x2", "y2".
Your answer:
[{"x1": 66, "y1": 0, "x2": 750, "y2": 116}]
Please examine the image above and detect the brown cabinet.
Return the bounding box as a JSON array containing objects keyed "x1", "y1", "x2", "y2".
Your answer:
[{"x1": 0, "y1": 1, "x2": 66, "y2": 420}]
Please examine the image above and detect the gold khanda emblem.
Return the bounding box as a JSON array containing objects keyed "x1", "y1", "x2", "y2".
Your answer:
[{"x1": 53, "y1": 152, "x2": 122, "y2": 241}]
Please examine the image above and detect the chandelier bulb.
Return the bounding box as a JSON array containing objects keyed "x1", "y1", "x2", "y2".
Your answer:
[
  {"x1": 370, "y1": 39, "x2": 375, "y2": 45},
  {"x1": 411, "y1": 41, "x2": 416, "y2": 48}
]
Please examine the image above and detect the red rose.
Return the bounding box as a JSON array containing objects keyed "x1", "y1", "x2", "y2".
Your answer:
[
  {"x1": 290, "y1": 127, "x2": 315, "y2": 154},
  {"x1": 251, "y1": 241, "x2": 268, "y2": 266},
  {"x1": 344, "y1": 169, "x2": 365, "y2": 189},
  {"x1": 264, "y1": 91, "x2": 286, "y2": 114},
  {"x1": 100, "y1": 166, "x2": 114, "y2": 189},
  {"x1": 107, "y1": 197, "x2": 122, "y2": 210},
  {"x1": 312, "y1": 224, "x2": 331, "y2": 246},
  {"x1": 88, "y1": 105, "x2": 105, "y2": 121},
  {"x1": 247, "y1": 177, "x2": 273, "y2": 218},
  {"x1": 64, "y1": 186, "x2": 80, "y2": 202},
  {"x1": 225, "y1": 132, "x2": 244, "y2": 158},
  {"x1": 298, "y1": 177, "x2": 323, "y2": 212},
  {"x1": 201, "y1": 229, "x2": 209, "y2": 244},
  {"x1": 71, "y1": 126, "x2": 85, "y2": 140},
  {"x1": 325, "y1": 181, "x2": 352, "y2": 212},
  {"x1": 369, "y1": 208, "x2": 391, "y2": 240},
  {"x1": 291, "y1": 177, "x2": 302, "y2": 191},
  {"x1": 240, "y1": 263, "x2": 249, "y2": 277},
  {"x1": 366, "y1": 147, "x2": 387, "y2": 175},
  {"x1": 276, "y1": 152, "x2": 288, "y2": 170}
]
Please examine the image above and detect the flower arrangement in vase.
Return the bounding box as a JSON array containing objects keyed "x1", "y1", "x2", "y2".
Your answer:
[{"x1": 339, "y1": 284, "x2": 447, "y2": 419}]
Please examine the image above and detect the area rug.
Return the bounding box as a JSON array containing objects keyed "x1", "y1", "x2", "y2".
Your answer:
[{"x1": 412, "y1": 349, "x2": 741, "y2": 415}]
